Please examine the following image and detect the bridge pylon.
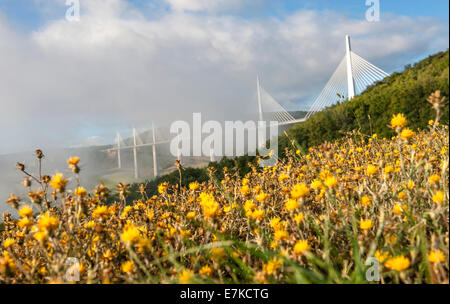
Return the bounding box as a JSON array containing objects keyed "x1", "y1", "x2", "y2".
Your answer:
[{"x1": 345, "y1": 35, "x2": 356, "y2": 100}]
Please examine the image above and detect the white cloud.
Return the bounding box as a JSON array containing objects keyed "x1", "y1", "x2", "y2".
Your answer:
[
  {"x1": 0, "y1": 0, "x2": 448, "y2": 154},
  {"x1": 165, "y1": 0, "x2": 251, "y2": 12},
  {"x1": 70, "y1": 135, "x2": 104, "y2": 148}
]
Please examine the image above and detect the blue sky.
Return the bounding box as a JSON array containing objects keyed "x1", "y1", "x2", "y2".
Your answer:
[{"x1": 1, "y1": 0, "x2": 448, "y2": 31}]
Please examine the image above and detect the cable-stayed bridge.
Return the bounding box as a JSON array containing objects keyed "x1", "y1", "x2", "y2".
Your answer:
[
  {"x1": 105, "y1": 35, "x2": 390, "y2": 179},
  {"x1": 257, "y1": 35, "x2": 389, "y2": 125}
]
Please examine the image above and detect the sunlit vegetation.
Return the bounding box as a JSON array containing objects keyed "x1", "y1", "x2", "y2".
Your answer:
[{"x1": 279, "y1": 50, "x2": 449, "y2": 154}]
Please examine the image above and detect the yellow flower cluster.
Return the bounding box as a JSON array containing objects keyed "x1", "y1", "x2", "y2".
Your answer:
[
  {"x1": 199, "y1": 192, "x2": 220, "y2": 218},
  {"x1": 0, "y1": 110, "x2": 448, "y2": 284}
]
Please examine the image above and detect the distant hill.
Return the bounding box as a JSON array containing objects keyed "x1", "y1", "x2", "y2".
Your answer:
[
  {"x1": 289, "y1": 110, "x2": 308, "y2": 119},
  {"x1": 279, "y1": 50, "x2": 449, "y2": 153}
]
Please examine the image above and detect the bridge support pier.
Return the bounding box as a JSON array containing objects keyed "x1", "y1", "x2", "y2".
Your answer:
[
  {"x1": 345, "y1": 35, "x2": 356, "y2": 100},
  {"x1": 116, "y1": 132, "x2": 122, "y2": 169},
  {"x1": 152, "y1": 123, "x2": 158, "y2": 177},
  {"x1": 210, "y1": 147, "x2": 215, "y2": 162},
  {"x1": 133, "y1": 128, "x2": 139, "y2": 179},
  {"x1": 257, "y1": 75, "x2": 264, "y2": 122}
]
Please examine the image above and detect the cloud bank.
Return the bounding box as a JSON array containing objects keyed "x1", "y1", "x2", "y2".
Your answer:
[
  {"x1": 165, "y1": 0, "x2": 252, "y2": 12},
  {"x1": 0, "y1": 0, "x2": 448, "y2": 154}
]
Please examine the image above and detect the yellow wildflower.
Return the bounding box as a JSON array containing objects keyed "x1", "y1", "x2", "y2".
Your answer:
[
  {"x1": 199, "y1": 265, "x2": 212, "y2": 276},
  {"x1": 121, "y1": 260, "x2": 135, "y2": 274},
  {"x1": 199, "y1": 192, "x2": 220, "y2": 218},
  {"x1": 158, "y1": 182, "x2": 168, "y2": 194},
  {"x1": 188, "y1": 182, "x2": 200, "y2": 190},
  {"x1": 384, "y1": 255, "x2": 410, "y2": 271},
  {"x1": 359, "y1": 219, "x2": 373, "y2": 230},
  {"x1": 294, "y1": 213, "x2": 304, "y2": 223},
  {"x1": 324, "y1": 176, "x2": 338, "y2": 188},
  {"x1": 2, "y1": 238, "x2": 15, "y2": 248},
  {"x1": 255, "y1": 191, "x2": 268, "y2": 202},
  {"x1": 374, "y1": 250, "x2": 389, "y2": 263},
  {"x1": 293, "y1": 240, "x2": 311, "y2": 255},
  {"x1": 390, "y1": 113, "x2": 408, "y2": 128},
  {"x1": 285, "y1": 199, "x2": 299, "y2": 211},
  {"x1": 274, "y1": 230, "x2": 288, "y2": 241},
  {"x1": 34, "y1": 230, "x2": 48, "y2": 242},
  {"x1": 270, "y1": 217, "x2": 284, "y2": 231},
  {"x1": 361, "y1": 195, "x2": 371, "y2": 207},
  {"x1": 392, "y1": 203, "x2": 404, "y2": 215},
  {"x1": 428, "y1": 174, "x2": 440, "y2": 185},
  {"x1": 74, "y1": 187, "x2": 87, "y2": 197},
  {"x1": 18, "y1": 218, "x2": 32, "y2": 229},
  {"x1": 311, "y1": 179, "x2": 323, "y2": 190},
  {"x1": 278, "y1": 173, "x2": 289, "y2": 182},
  {"x1": 240, "y1": 185, "x2": 250, "y2": 195},
  {"x1": 18, "y1": 205, "x2": 33, "y2": 218},
  {"x1": 49, "y1": 173, "x2": 68, "y2": 192},
  {"x1": 250, "y1": 209, "x2": 265, "y2": 220},
  {"x1": 92, "y1": 205, "x2": 108, "y2": 218},
  {"x1": 432, "y1": 190, "x2": 444, "y2": 204},
  {"x1": 265, "y1": 257, "x2": 282, "y2": 275},
  {"x1": 384, "y1": 165, "x2": 394, "y2": 174},
  {"x1": 37, "y1": 213, "x2": 58, "y2": 231},
  {"x1": 366, "y1": 165, "x2": 377, "y2": 176},
  {"x1": 400, "y1": 128, "x2": 415, "y2": 140},
  {"x1": 244, "y1": 200, "x2": 256, "y2": 213},
  {"x1": 120, "y1": 224, "x2": 141, "y2": 245},
  {"x1": 428, "y1": 249, "x2": 445, "y2": 264},
  {"x1": 186, "y1": 211, "x2": 196, "y2": 219},
  {"x1": 67, "y1": 156, "x2": 79, "y2": 167},
  {"x1": 290, "y1": 183, "x2": 309, "y2": 199}
]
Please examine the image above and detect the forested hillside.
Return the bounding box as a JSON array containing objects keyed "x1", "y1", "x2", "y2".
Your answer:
[{"x1": 279, "y1": 50, "x2": 449, "y2": 153}]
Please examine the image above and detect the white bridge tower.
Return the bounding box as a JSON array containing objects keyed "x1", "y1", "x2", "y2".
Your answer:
[{"x1": 345, "y1": 35, "x2": 356, "y2": 100}]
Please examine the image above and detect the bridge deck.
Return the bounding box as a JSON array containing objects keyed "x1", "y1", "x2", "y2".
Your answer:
[{"x1": 277, "y1": 118, "x2": 306, "y2": 126}]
